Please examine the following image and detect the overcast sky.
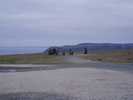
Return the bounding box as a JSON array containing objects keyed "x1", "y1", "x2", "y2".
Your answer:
[{"x1": 0, "y1": 0, "x2": 133, "y2": 47}]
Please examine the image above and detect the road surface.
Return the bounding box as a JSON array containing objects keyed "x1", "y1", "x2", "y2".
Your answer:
[{"x1": 0, "y1": 56, "x2": 133, "y2": 100}]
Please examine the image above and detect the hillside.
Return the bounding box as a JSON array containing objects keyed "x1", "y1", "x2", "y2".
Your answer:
[{"x1": 45, "y1": 43, "x2": 133, "y2": 54}]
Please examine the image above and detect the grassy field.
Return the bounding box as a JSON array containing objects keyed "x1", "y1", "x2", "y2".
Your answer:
[
  {"x1": 0, "y1": 49, "x2": 133, "y2": 64},
  {"x1": 0, "y1": 53, "x2": 65, "y2": 64},
  {"x1": 80, "y1": 49, "x2": 133, "y2": 63}
]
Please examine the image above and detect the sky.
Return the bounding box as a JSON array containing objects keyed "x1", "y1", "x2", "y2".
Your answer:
[{"x1": 0, "y1": 0, "x2": 133, "y2": 47}]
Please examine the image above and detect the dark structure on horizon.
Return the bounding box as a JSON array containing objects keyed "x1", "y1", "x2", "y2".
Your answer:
[
  {"x1": 45, "y1": 43, "x2": 133, "y2": 55},
  {"x1": 48, "y1": 48, "x2": 58, "y2": 55},
  {"x1": 84, "y1": 48, "x2": 88, "y2": 54},
  {"x1": 62, "y1": 51, "x2": 66, "y2": 56},
  {"x1": 69, "y1": 49, "x2": 74, "y2": 55}
]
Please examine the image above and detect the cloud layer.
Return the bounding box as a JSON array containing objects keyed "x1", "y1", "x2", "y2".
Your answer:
[{"x1": 0, "y1": 0, "x2": 133, "y2": 46}]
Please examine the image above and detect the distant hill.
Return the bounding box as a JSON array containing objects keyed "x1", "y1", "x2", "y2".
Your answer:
[{"x1": 45, "y1": 43, "x2": 133, "y2": 54}]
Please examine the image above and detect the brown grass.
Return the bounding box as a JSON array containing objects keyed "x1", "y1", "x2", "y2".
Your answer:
[{"x1": 80, "y1": 49, "x2": 133, "y2": 63}]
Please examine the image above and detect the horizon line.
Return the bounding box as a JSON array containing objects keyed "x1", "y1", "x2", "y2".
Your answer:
[{"x1": 0, "y1": 42, "x2": 133, "y2": 48}]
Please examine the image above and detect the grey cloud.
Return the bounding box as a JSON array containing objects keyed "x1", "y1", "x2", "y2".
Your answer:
[{"x1": 0, "y1": 0, "x2": 133, "y2": 46}]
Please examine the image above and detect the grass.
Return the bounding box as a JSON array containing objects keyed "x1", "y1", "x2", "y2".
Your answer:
[
  {"x1": 0, "y1": 49, "x2": 133, "y2": 64},
  {"x1": 80, "y1": 49, "x2": 133, "y2": 64},
  {"x1": 0, "y1": 53, "x2": 65, "y2": 64},
  {"x1": 0, "y1": 56, "x2": 17, "y2": 64}
]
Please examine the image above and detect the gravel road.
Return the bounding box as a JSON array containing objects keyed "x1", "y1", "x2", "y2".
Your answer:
[{"x1": 0, "y1": 57, "x2": 133, "y2": 100}]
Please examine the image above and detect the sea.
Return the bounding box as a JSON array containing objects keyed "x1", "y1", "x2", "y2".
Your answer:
[{"x1": 0, "y1": 47, "x2": 48, "y2": 55}]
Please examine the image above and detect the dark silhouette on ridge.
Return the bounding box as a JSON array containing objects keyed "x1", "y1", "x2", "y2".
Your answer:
[
  {"x1": 84, "y1": 48, "x2": 88, "y2": 54},
  {"x1": 69, "y1": 49, "x2": 74, "y2": 56}
]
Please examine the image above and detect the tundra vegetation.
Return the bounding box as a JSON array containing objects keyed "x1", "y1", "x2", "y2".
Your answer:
[
  {"x1": 80, "y1": 49, "x2": 133, "y2": 63},
  {"x1": 0, "y1": 49, "x2": 133, "y2": 64}
]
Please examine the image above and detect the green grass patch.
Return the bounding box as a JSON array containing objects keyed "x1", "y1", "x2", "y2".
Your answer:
[
  {"x1": 0, "y1": 53, "x2": 65, "y2": 64},
  {"x1": 0, "y1": 56, "x2": 17, "y2": 64}
]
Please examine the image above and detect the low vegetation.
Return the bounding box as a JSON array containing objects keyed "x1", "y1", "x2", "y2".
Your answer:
[
  {"x1": 80, "y1": 49, "x2": 133, "y2": 63},
  {"x1": 0, "y1": 49, "x2": 133, "y2": 64},
  {"x1": 0, "y1": 53, "x2": 65, "y2": 64}
]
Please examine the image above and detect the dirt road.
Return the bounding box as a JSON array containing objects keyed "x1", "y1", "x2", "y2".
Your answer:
[{"x1": 0, "y1": 56, "x2": 133, "y2": 100}]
